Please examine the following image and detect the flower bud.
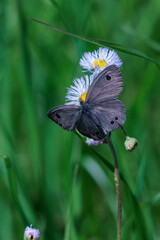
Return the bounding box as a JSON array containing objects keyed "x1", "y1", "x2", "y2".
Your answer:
[
  {"x1": 124, "y1": 136, "x2": 138, "y2": 152},
  {"x1": 24, "y1": 225, "x2": 40, "y2": 240}
]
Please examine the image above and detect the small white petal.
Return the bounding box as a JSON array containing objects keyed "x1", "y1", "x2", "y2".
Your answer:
[{"x1": 86, "y1": 138, "x2": 103, "y2": 146}]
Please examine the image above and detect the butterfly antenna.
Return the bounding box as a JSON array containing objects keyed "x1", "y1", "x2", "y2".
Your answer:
[{"x1": 120, "y1": 125, "x2": 128, "y2": 137}]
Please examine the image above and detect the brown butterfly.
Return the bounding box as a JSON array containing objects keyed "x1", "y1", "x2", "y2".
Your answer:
[{"x1": 47, "y1": 65, "x2": 126, "y2": 140}]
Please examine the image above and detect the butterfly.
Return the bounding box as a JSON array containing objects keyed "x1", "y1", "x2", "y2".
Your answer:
[{"x1": 47, "y1": 65, "x2": 126, "y2": 141}]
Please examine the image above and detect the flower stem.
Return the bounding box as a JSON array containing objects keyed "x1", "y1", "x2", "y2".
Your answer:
[{"x1": 107, "y1": 134, "x2": 121, "y2": 240}]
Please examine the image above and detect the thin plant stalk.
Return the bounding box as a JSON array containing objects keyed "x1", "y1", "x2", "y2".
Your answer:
[{"x1": 107, "y1": 134, "x2": 121, "y2": 240}]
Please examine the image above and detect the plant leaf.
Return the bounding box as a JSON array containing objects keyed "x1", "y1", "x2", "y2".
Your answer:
[{"x1": 27, "y1": 17, "x2": 160, "y2": 69}]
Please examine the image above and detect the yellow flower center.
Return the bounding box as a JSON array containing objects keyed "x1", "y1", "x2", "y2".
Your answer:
[
  {"x1": 79, "y1": 91, "x2": 87, "y2": 102},
  {"x1": 93, "y1": 59, "x2": 107, "y2": 69}
]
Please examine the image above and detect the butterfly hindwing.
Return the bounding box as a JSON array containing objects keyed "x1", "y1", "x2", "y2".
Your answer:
[
  {"x1": 47, "y1": 105, "x2": 81, "y2": 131},
  {"x1": 91, "y1": 99, "x2": 126, "y2": 132},
  {"x1": 77, "y1": 109, "x2": 107, "y2": 140},
  {"x1": 86, "y1": 65, "x2": 123, "y2": 104}
]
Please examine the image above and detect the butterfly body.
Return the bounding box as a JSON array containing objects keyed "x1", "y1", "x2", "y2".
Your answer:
[
  {"x1": 47, "y1": 65, "x2": 126, "y2": 141},
  {"x1": 80, "y1": 101, "x2": 91, "y2": 113}
]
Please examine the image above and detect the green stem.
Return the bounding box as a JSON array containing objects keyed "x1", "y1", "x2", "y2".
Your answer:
[{"x1": 107, "y1": 135, "x2": 121, "y2": 240}]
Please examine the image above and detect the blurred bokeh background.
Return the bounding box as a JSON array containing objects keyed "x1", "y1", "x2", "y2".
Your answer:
[{"x1": 0, "y1": 0, "x2": 160, "y2": 239}]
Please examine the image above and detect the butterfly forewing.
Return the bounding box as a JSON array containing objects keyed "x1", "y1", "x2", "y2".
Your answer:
[
  {"x1": 91, "y1": 99, "x2": 126, "y2": 132},
  {"x1": 47, "y1": 105, "x2": 81, "y2": 131},
  {"x1": 86, "y1": 65, "x2": 123, "y2": 104}
]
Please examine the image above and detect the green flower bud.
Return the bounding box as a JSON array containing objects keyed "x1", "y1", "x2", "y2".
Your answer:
[{"x1": 124, "y1": 136, "x2": 138, "y2": 152}]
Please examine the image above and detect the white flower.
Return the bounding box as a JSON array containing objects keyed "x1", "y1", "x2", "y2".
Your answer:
[
  {"x1": 24, "y1": 225, "x2": 40, "y2": 240},
  {"x1": 65, "y1": 75, "x2": 94, "y2": 106},
  {"x1": 79, "y1": 47, "x2": 122, "y2": 73}
]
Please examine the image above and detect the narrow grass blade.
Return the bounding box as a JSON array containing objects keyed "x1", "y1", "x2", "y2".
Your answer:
[
  {"x1": 0, "y1": 113, "x2": 14, "y2": 149},
  {"x1": 15, "y1": 1, "x2": 43, "y2": 187},
  {"x1": 142, "y1": 193, "x2": 160, "y2": 208},
  {"x1": 27, "y1": 17, "x2": 160, "y2": 69},
  {"x1": 0, "y1": 155, "x2": 36, "y2": 225},
  {"x1": 75, "y1": 131, "x2": 129, "y2": 185},
  {"x1": 82, "y1": 157, "x2": 117, "y2": 218},
  {"x1": 49, "y1": 0, "x2": 72, "y2": 33},
  {"x1": 49, "y1": 0, "x2": 83, "y2": 57},
  {"x1": 123, "y1": 25, "x2": 160, "y2": 53},
  {"x1": 136, "y1": 154, "x2": 147, "y2": 198},
  {"x1": 64, "y1": 163, "x2": 79, "y2": 240}
]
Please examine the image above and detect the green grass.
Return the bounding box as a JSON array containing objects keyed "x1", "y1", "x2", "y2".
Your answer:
[{"x1": 1, "y1": 0, "x2": 160, "y2": 239}]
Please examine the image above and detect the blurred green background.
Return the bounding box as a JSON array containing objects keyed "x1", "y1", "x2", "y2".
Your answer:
[{"x1": 0, "y1": 0, "x2": 160, "y2": 239}]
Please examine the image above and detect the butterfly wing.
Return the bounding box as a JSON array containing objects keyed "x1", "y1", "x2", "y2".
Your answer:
[
  {"x1": 47, "y1": 105, "x2": 81, "y2": 131},
  {"x1": 91, "y1": 99, "x2": 126, "y2": 132},
  {"x1": 77, "y1": 109, "x2": 107, "y2": 140},
  {"x1": 47, "y1": 65, "x2": 124, "y2": 137},
  {"x1": 86, "y1": 65, "x2": 123, "y2": 104}
]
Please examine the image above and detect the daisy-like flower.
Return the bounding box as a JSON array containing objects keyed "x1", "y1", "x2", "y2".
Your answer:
[
  {"x1": 24, "y1": 225, "x2": 40, "y2": 240},
  {"x1": 79, "y1": 47, "x2": 122, "y2": 73},
  {"x1": 65, "y1": 75, "x2": 94, "y2": 106}
]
